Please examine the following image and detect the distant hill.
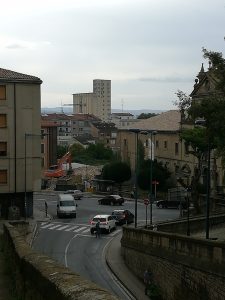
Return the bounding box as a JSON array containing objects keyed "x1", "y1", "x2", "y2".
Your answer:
[{"x1": 41, "y1": 107, "x2": 165, "y2": 116}]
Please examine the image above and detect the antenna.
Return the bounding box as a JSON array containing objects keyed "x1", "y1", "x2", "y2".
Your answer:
[
  {"x1": 121, "y1": 99, "x2": 124, "y2": 112},
  {"x1": 61, "y1": 100, "x2": 64, "y2": 113}
]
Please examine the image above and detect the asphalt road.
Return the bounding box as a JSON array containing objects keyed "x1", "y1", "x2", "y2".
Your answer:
[{"x1": 32, "y1": 192, "x2": 180, "y2": 299}]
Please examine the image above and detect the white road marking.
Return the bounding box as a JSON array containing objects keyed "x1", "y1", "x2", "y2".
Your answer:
[
  {"x1": 48, "y1": 224, "x2": 62, "y2": 230},
  {"x1": 65, "y1": 226, "x2": 79, "y2": 231},
  {"x1": 109, "y1": 229, "x2": 122, "y2": 236},
  {"x1": 73, "y1": 226, "x2": 87, "y2": 232},
  {"x1": 41, "y1": 223, "x2": 53, "y2": 229},
  {"x1": 82, "y1": 228, "x2": 91, "y2": 233},
  {"x1": 56, "y1": 225, "x2": 70, "y2": 231}
]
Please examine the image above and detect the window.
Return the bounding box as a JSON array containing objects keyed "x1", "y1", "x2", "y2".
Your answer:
[
  {"x1": 145, "y1": 139, "x2": 149, "y2": 148},
  {"x1": 164, "y1": 141, "x2": 167, "y2": 149},
  {"x1": 0, "y1": 142, "x2": 7, "y2": 156},
  {"x1": 175, "y1": 143, "x2": 179, "y2": 155},
  {"x1": 156, "y1": 140, "x2": 159, "y2": 148},
  {"x1": 0, "y1": 114, "x2": 7, "y2": 128},
  {"x1": 41, "y1": 143, "x2": 44, "y2": 154},
  {"x1": 0, "y1": 170, "x2": 7, "y2": 184},
  {"x1": 0, "y1": 85, "x2": 6, "y2": 100},
  {"x1": 185, "y1": 142, "x2": 189, "y2": 154}
]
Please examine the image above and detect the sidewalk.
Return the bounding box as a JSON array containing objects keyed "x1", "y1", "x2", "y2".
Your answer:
[{"x1": 105, "y1": 232, "x2": 149, "y2": 300}]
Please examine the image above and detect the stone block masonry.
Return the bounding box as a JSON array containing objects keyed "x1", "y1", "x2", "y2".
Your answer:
[
  {"x1": 3, "y1": 222, "x2": 119, "y2": 300},
  {"x1": 121, "y1": 226, "x2": 225, "y2": 300}
]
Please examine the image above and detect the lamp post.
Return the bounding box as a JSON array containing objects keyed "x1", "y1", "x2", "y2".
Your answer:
[
  {"x1": 149, "y1": 131, "x2": 157, "y2": 226},
  {"x1": 129, "y1": 129, "x2": 140, "y2": 228},
  {"x1": 195, "y1": 119, "x2": 211, "y2": 239},
  {"x1": 25, "y1": 132, "x2": 47, "y2": 219}
]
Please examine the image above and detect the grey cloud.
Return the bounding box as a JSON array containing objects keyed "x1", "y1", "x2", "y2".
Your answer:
[
  {"x1": 6, "y1": 43, "x2": 26, "y2": 49},
  {"x1": 138, "y1": 76, "x2": 193, "y2": 83}
]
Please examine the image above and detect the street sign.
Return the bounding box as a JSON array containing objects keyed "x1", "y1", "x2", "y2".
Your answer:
[
  {"x1": 144, "y1": 198, "x2": 149, "y2": 205},
  {"x1": 152, "y1": 180, "x2": 159, "y2": 185}
]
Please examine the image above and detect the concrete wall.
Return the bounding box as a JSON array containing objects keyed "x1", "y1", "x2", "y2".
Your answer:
[
  {"x1": 121, "y1": 226, "x2": 225, "y2": 300},
  {"x1": 3, "y1": 222, "x2": 118, "y2": 300}
]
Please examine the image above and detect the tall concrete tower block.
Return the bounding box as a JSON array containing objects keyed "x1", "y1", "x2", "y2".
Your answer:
[{"x1": 93, "y1": 79, "x2": 111, "y2": 122}]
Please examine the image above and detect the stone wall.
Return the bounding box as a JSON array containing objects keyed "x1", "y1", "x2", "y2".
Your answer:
[
  {"x1": 3, "y1": 222, "x2": 118, "y2": 300},
  {"x1": 156, "y1": 213, "x2": 225, "y2": 235},
  {"x1": 121, "y1": 226, "x2": 225, "y2": 300}
]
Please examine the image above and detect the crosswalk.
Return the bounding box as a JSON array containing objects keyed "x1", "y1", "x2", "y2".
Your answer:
[{"x1": 39, "y1": 221, "x2": 120, "y2": 237}]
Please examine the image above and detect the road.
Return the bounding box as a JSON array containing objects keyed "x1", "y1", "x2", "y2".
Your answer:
[{"x1": 32, "y1": 192, "x2": 180, "y2": 299}]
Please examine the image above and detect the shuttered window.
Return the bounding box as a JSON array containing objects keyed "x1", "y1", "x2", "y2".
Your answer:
[
  {"x1": 0, "y1": 142, "x2": 7, "y2": 156},
  {"x1": 0, "y1": 114, "x2": 7, "y2": 128},
  {"x1": 0, "y1": 85, "x2": 6, "y2": 100},
  {"x1": 0, "y1": 170, "x2": 7, "y2": 184}
]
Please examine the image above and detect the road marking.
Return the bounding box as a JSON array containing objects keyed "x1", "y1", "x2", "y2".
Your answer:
[
  {"x1": 41, "y1": 223, "x2": 53, "y2": 229},
  {"x1": 73, "y1": 226, "x2": 87, "y2": 232},
  {"x1": 82, "y1": 228, "x2": 91, "y2": 233},
  {"x1": 109, "y1": 229, "x2": 122, "y2": 236},
  {"x1": 65, "y1": 234, "x2": 78, "y2": 267},
  {"x1": 56, "y1": 225, "x2": 70, "y2": 231},
  {"x1": 48, "y1": 224, "x2": 62, "y2": 230},
  {"x1": 65, "y1": 226, "x2": 79, "y2": 231}
]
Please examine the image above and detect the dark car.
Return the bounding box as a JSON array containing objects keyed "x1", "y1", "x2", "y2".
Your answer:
[
  {"x1": 98, "y1": 195, "x2": 124, "y2": 206},
  {"x1": 112, "y1": 209, "x2": 134, "y2": 225},
  {"x1": 156, "y1": 200, "x2": 187, "y2": 209}
]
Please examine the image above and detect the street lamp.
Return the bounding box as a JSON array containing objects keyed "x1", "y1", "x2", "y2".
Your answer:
[
  {"x1": 129, "y1": 129, "x2": 140, "y2": 228},
  {"x1": 149, "y1": 131, "x2": 157, "y2": 225},
  {"x1": 25, "y1": 132, "x2": 47, "y2": 219},
  {"x1": 195, "y1": 119, "x2": 211, "y2": 239}
]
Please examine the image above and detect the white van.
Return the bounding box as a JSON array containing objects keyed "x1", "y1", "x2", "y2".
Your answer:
[{"x1": 57, "y1": 194, "x2": 77, "y2": 218}]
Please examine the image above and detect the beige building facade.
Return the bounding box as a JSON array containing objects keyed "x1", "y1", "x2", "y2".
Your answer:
[
  {"x1": 72, "y1": 79, "x2": 111, "y2": 122},
  {"x1": 0, "y1": 68, "x2": 42, "y2": 218},
  {"x1": 119, "y1": 106, "x2": 224, "y2": 194}
]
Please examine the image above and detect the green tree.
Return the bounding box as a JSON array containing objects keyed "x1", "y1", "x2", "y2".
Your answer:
[
  {"x1": 57, "y1": 145, "x2": 68, "y2": 159},
  {"x1": 102, "y1": 161, "x2": 131, "y2": 192},
  {"x1": 137, "y1": 113, "x2": 158, "y2": 119},
  {"x1": 175, "y1": 48, "x2": 225, "y2": 211},
  {"x1": 137, "y1": 159, "x2": 171, "y2": 193}
]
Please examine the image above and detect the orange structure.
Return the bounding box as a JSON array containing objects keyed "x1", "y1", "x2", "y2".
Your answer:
[{"x1": 44, "y1": 151, "x2": 72, "y2": 178}]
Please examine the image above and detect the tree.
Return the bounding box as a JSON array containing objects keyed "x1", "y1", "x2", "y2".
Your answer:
[
  {"x1": 137, "y1": 159, "x2": 171, "y2": 193},
  {"x1": 57, "y1": 145, "x2": 68, "y2": 159},
  {"x1": 102, "y1": 161, "x2": 131, "y2": 192},
  {"x1": 137, "y1": 113, "x2": 158, "y2": 119},
  {"x1": 175, "y1": 48, "x2": 225, "y2": 212}
]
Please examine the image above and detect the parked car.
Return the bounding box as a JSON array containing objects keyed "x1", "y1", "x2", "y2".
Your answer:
[
  {"x1": 111, "y1": 209, "x2": 134, "y2": 225},
  {"x1": 156, "y1": 200, "x2": 187, "y2": 209},
  {"x1": 98, "y1": 195, "x2": 124, "y2": 206},
  {"x1": 64, "y1": 189, "x2": 83, "y2": 200},
  {"x1": 90, "y1": 214, "x2": 116, "y2": 234}
]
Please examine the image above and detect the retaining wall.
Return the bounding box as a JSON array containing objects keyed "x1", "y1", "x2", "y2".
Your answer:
[
  {"x1": 3, "y1": 222, "x2": 118, "y2": 300},
  {"x1": 121, "y1": 226, "x2": 225, "y2": 300}
]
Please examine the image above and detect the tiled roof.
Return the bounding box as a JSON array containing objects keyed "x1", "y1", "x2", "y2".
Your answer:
[
  {"x1": 0, "y1": 68, "x2": 42, "y2": 83},
  {"x1": 131, "y1": 110, "x2": 181, "y2": 132},
  {"x1": 112, "y1": 112, "x2": 134, "y2": 116},
  {"x1": 41, "y1": 113, "x2": 100, "y2": 121}
]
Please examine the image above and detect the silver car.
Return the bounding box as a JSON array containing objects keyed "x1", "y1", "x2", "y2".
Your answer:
[{"x1": 64, "y1": 189, "x2": 83, "y2": 200}]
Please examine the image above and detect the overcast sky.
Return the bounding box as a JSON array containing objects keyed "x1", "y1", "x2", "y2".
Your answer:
[{"x1": 1, "y1": 0, "x2": 224, "y2": 110}]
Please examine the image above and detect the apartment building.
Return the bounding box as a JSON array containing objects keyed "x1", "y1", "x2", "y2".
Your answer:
[
  {"x1": 72, "y1": 79, "x2": 111, "y2": 122},
  {"x1": 93, "y1": 79, "x2": 111, "y2": 122},
  {"x1": 41, "y1": 113, "x2": 100, "y2": 146},
  {"x1": 110, "y1": 112, "x2": 140, "y2": 129},
  {"x1": 0, "y1": 68, "x2": 42, "y2": 218}
]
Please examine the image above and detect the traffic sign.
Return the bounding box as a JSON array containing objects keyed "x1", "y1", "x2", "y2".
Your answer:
[{"x1": 144, "y1": 198, "x2": 149, "y2": 205}]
